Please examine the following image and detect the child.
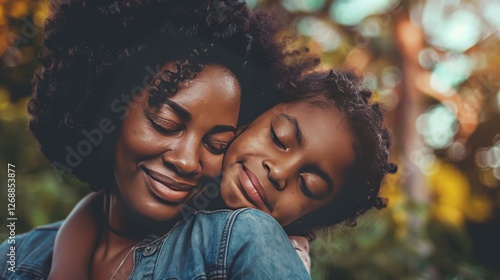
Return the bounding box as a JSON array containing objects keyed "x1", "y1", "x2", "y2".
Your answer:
[{"x1": 48, "y1": 70, "x2": 396, "y2": 279}]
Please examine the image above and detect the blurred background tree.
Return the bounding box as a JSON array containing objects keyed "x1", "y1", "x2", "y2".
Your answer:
[
  {"x1": 0, "y1": 0, "x2": 90, "y2": 238},
  {"x1": 1, "y1": 0, "x2": 499, "y2": 279}
]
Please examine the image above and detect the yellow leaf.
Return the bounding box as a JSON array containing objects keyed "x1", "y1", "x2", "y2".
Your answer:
[{"x1": 9, "y1": 1, "x2": 29, "y2": 19}]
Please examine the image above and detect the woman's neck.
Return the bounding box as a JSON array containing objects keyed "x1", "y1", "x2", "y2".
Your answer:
[
  {"x1": 205, "y1": 192, "x2": 228, "y2": 211},
  {"x1": 104, "y1": 189, "x2": 178, "y2": 241}
]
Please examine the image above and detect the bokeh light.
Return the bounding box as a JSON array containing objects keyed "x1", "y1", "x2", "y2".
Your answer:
[
  {"x1": 329, "y1": 0, "x2": 398, "y2": 26},
  {"x1": 381, "y1": 66, "x2": 402, "y2": 88},
  {"x1": 474, "y1": 135, "x2": 500, "y2": 183},
  {"x1": 482, "y1": 0, "x2": 500, "y2": 30},
  {"x1": 447, "y1": 140, "x2": 469, "y2": 162},
  {"x1": 281, "y1": 0, "x2": 325, "y2": 12},
  {"x1": 297, "y1": 16, "x2": 340, "y2": 51},
  {"x1": 413, "y1": 147, "x2": 438, "y2": 175},
  {"x1": 246, "y1": 0, "x2": 260, "y2": 9},
  {"x1": 430, "y1": 54, "x2": 473, "y2": 95},
  {"x1": 418, "y1": 48, "x2": 440, "y2": 69},
  {"x1": 417, "y1": 105, "x2": 458, "y2": 149},
  {"x1": 358, "y1": 18, "x2": 382, "y2": 38},
  {"x1": 362, "y1": 72, "x2": 378, "y2": 91},
  {"x1": 422, "y1": 1, "x2": 482, "y2": 52},
  {"x1": 497, "y1": 90, "x2": 500, "y2": 109}
]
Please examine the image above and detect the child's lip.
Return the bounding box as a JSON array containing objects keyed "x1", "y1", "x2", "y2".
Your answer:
[{"x1": 238, "y1": 163, "x2": 271, "y2": 211}]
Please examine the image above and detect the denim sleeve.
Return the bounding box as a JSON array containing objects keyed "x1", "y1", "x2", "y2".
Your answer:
[
  {"x1": 0, "y1": 237, "x2": 12, "y2": 277},
  {"x1": 0, "y1": 222, "x2": 60, "y2": 279},
  {"x1": 224, "y1": 208, "x2": 311, "y2": 280}
]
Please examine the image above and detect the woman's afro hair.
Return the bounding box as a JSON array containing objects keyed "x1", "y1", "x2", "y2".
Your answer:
[{"x1": 29, "y1": 0, "x2": 318, "y2": 188}]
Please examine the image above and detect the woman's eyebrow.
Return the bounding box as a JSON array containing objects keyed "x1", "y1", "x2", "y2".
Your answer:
[
  {"x1": 280, "y1": 114, "x2": 302, "y2": 145},
  {"x1": 163, "y1": 99, "x2": 191, "y2": 121},
  {"x1": 207, "y1": 125, "x2": 237, "y2": 134}
]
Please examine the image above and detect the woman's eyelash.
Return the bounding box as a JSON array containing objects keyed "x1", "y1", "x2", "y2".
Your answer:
[
  {"x1": 151, "y1": 121, "x2": 176, "y2": 134},
  {"x1": 270, "y1": 125, "x2": 286, "y2": 150},
  {"x1": 143, "y1": 110, "x2": 181, "y2": 134},
  {"x1": 204, "y1": 141, "x2": 229, "y2": 155}
]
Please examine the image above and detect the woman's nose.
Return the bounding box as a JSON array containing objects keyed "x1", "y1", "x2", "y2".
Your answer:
[{"x1": 162, "y1": 136, "x2": 201, "y2": 177}]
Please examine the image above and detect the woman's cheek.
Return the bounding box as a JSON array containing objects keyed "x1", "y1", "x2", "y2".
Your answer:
[{"x1": 204, "y1": 154, "x2": 224, "y2": 178}]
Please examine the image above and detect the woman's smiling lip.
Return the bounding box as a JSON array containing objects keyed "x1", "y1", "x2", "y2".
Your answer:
[
  {"x1": 238, "y1": 163, "x2": 270, "y2": 210},
  {"x1": 142, "y1": 167, "x2": 195, "y2": 203}
]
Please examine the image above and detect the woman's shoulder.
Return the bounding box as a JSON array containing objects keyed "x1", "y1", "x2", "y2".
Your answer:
[
  {"x1": 188, "y1": 208, "x2": 311, "y2": 279},
  {"x1": 187, "y1": 208, "x2": 290, "y2": 252},
  {"x1": 189, "y1": 208, "x2": 284, "y2": 236},
  {"x1": 0, "y1": 221, "x2": 62, "y2": 279},
  {"x1": 153, "y1": 209, "x2": 310, "y2": 279},
  {"x1": 193, "y1": 208, "x2": 279, "y2": 224},
  {"x1": 166, "y1": 208, "x2": 285, "y2": 252}
]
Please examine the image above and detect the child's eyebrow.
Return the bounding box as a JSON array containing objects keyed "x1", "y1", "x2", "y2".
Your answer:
[{"x1": 280, "y1": 114, "x2": 302, "y2": 145}]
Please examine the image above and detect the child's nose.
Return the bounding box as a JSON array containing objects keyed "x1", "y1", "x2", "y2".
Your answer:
[{"x1": 263, "y1": 159, "x2": 289, "y2": 190}]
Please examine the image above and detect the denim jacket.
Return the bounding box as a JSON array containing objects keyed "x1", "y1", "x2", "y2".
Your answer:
[{"x1": 0, "y1": 208, "x2": 310, "y2": 279}]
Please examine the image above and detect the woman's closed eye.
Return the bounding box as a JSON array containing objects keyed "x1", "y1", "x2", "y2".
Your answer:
[
  {"x1": 204, "y1": 140, "x2": 230, "y2": 155},
  {"x1": 203, "y1": 130, "x2": 235, "y2": 155},
  {"x1": 144, "y1": 109, "x2": 182, "y2": 135}
]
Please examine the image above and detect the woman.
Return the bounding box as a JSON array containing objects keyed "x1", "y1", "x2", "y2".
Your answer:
[
  {"x1": 48, "y1": 70, "x2": 397, "y2": 279},
  {"x1": 0, "y1": 0, "x2": 315, "y2": 279}
]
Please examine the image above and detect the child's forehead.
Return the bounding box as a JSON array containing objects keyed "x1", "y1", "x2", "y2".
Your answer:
[
  {"x1": 282, "y1": 95, "x2": 340, "y2": 118},
  {"x1": 286, "y1": 94, "x2": 335, "y2": 110}
]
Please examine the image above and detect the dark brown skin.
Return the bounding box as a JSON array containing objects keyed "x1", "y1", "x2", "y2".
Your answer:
[
  {"x1": 94, "y1": 64, "x2": 240, "y2": 279},
  {"x1": 48, "y1": 191, "x2": 104, "y2": 280},
  {"x1": 110, "y1": 64, "x2": 240, "y2": 228},
  {"x1": 221, "y1": 96, "x2": 356, "y2": 226},
  {"x1": 49, "y1": 64, "x2": 241, "y2": 280},
  {"x1": 50, "y1": 96, "x2": 357, "y2": 279}
]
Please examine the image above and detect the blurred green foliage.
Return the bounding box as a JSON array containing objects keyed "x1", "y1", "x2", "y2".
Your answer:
[
  {"x1": 0, "y1": 0, "x2": 89, "y2": 241},
  {"x1": 310, "y1": 204, "x2": 500, "y2": 279},
  {"x1": 0, "y1": 112, "x2": 88, "y2": 241}
]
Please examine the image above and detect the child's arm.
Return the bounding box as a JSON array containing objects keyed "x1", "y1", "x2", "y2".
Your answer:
[
  {"x1": 48, "y1": 191, "x2": 104, "y2": 280},
  {"x1": 289, "y1": 236, "x2": 311, "y2": 275}
]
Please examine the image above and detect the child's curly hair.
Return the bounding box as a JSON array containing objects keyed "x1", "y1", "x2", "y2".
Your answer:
[
  {"x1": 28, "y1": 0, "x2": 317, "y2": 189},
  {"x1": 283, "y1": 70, "x2": 398, "y2": 235}
]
